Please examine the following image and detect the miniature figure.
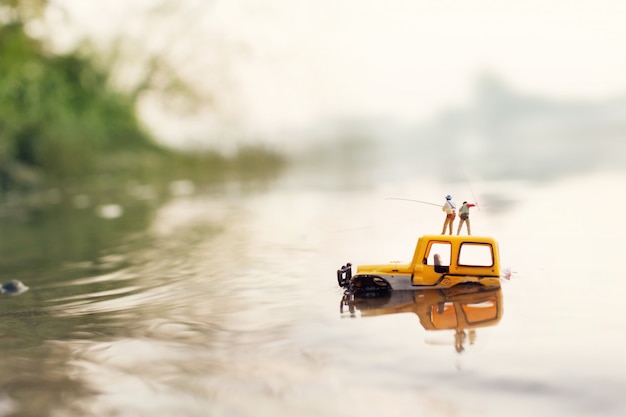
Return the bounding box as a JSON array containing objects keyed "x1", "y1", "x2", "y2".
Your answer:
[
  {"x1": 457, "y1": 201, "x2": 476, "y2": 235},
  {"x1": 441, "y1": 195, "x2": 456, "y2": 235}
]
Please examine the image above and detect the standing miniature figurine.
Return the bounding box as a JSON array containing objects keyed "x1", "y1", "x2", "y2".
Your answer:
[
  {"x1": 441, "y1": 195, "x2": 456, "y2": 235},
  {"x1": 457, "y1": 201, "x2": 476, "y2": 235}
]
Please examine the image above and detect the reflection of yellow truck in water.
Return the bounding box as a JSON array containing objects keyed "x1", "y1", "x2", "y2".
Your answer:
[
  {"x1": 337, "y1": 235, "x2": 501, "y2": 294},
  {"x1": 341, "y1": 284, "x2": 503, "y2": 352}
]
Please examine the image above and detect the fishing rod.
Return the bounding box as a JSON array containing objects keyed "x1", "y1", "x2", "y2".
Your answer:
[
  {"x1": 385, "y1": 198, "x2": 441, "y2": 207},
  {"x1": 461, "y1": 169, "x2": 480, "y2": 211}
]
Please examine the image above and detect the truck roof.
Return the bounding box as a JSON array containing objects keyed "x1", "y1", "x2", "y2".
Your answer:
[{"x1": 419, "y1": 235, "x2": 498, "y2": 244}]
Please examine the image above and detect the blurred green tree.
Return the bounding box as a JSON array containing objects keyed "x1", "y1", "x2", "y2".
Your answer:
[
  {"x1": 0, "y1": 1, "x2": 165, "y2": 190},
  {"x1": 0, "y1": 1, "x2": 284, "y2": 194}
]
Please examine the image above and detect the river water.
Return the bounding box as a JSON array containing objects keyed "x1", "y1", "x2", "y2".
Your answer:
[{"x1": 1, "y1": 162, "x2": 625, "y2": 417}]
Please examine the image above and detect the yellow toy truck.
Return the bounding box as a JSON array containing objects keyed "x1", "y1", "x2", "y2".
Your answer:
[{"x1": 337, "y1": 235, "x2": 501, "y2": 294}]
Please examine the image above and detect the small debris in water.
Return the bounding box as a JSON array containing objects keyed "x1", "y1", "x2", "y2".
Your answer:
[
  {"x1": 1, "y1": 280, "x2": 29, "y2": 295},
  {"x1": 501, "y1": 267, "x2": 512, "y2": 280}
]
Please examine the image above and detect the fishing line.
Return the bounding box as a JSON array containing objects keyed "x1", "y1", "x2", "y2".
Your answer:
[{"x1": 385, "y1": 198, "x2": 440, "y2": 207}]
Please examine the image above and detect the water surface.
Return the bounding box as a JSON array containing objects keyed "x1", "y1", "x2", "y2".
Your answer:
[{"x1": 1, "y1": 168, "x2": 625, "y2": 417}]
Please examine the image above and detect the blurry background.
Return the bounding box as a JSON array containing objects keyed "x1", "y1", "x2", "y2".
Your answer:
[
  {"x1": 2, "y1": 2, "x2": 626, "y2": 417},
  {"x1": 3, "y1": 0, "x2": 626, "y2": 183}
]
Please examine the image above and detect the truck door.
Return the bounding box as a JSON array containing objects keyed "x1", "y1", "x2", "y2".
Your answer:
[{"x1": 421, "y1": 241, "x2": 452, "y2": 285}]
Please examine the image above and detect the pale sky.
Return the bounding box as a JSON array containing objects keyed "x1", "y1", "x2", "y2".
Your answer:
[{"x1": 48, "y1": 0, "x2": 626, "y2": 146}]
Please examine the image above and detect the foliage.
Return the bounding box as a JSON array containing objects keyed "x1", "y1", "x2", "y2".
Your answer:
[
  {"x1": 0, "y1": 22, "x2": 159, "y2": 186},
  {"x1": 0, "y1": 20, "x2": 285, "y2": 195}
]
